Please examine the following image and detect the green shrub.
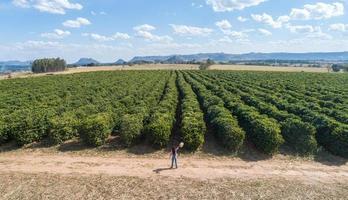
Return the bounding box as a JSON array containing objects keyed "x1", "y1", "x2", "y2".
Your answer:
[
  {"x1": 8, "y1": 109, "x2": 51, "y2": 146},
  {"x1": 119, "y1": 114, "x2": 144, "y2": 146},
  {"x1": 249, "y1": 116, "x2": 284, "y2": 155},
  {"x1": 327, "y1": 126, "x2": 348, "y2": 158},
  {"x1": 48, "y1": 112, "x2": 79, "y2": 144},
  {"x1": 79, "y1": 113, "x2": 112, "y2": 147},
  {"x1": 281, "y1": 118, "x2": 318, "y2": 155},
  {"x1": 145, "y1": 76, "x2": 178, "y2": 148},
  {"x1": 177, "y1": 73, "x2": 206, "y2": 151},
  {"x1": 205, "y1": 105, "x2": 245, "y2": 151},
  {"x1": 0, "y1": 117, "x2": 8, "y2": 144},
  {"x1": 181, "y1": 115, "x2": 206, "y2": 151},
  {"x1": 145, "y1": 113, "x2": 173, "y2": 148}
]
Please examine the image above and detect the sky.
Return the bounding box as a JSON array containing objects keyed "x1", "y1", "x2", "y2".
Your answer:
[{"x1": 0, "y1": 0, "x2": 348, "y2": 63}]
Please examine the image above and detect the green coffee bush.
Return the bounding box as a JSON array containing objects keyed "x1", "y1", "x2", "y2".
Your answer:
[
  {"x1": 79, "y1": 113, "x2": 112, "y2": 147},
  {"x1": 119, "y1": 114, "x2": 144, "y2": 146},
  {"x1": 0, "y1": 117, "x2": 8, "y2": 144},
  {"x1": 48, "y1": 112, "x2": 79, "y2": 144},
  {"x1": 281, "y1": 118, "x2": 318, "y2": 155},
  {"x1": 8, "y1": 109, "x2": 51, "y2": 146}
]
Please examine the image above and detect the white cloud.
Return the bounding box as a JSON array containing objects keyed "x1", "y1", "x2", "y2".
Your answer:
[
  {"x1": 220, "y1": 29, "x2": 254, "y2": 42},
  {"x1": 12, "y1": 0, "x2": 83, "y2": 14},
  {"x1": 133, "y1": 24, "x2": 172, "y2": 42},
  {"x1": 329, "y1": 23, "x2": 348, "y2": 32},
  {"x1": 14, "y1": 40, "x2": 61, "y2": 50},
  {"x1": 135, "y1": 31, "x2": 172, "y2": 42},
  {"x1": 286, "y1": 25, "x2": 332, "y2": 39},
  {"x1": 133, "y1": 24, "x2": 156, "y2": 32},
  {"x1": 258, "y1": 28, "x2": 272, "y2": 36},
  {"x1": 290, "y1": 2, "x2": 344, "y2": 20},
  {"x1": 237, "y1": 16, "x2": 248, "y2": 22},
  {"x1": 251, "y1": 13, "x2": 289, "y2": 28},
  {"x1": 206, "y1": 0, "x2": 267, "y2": 12},
  {"x1": 63, "y1": 17, "x2": 91, "y2": 28},
  {"x1": 113, "y1": 32, "x2": 131, "y2": 40},
  {"x1": 83, "y1": 32, "x2": 130, "y2": 42},
  {"x1": 41, "y1": 29, "x2": 71, "y2": 39},
  {"x1": 13, "y1": 0, "x2": 30, "y2": 8},
  {"x1": 306, "y1": 27, "x2": 332, "y2": 40},
  {"x1": 215, "y1": 20, "x2": 232, "y2": 31},
  {"x1": 170, "y1": 24, "x2": 213, "y2": 36},
  {"x1": 227, "y1": 31, "x2": 248, "y2": 39},
  {"x1": 287, "y1": 25, "x2": 315, "y2": 34}
]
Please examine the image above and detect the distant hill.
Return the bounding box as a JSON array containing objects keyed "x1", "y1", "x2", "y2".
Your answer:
[
  {"x1": 115, "y1": 59, "x2": 127, "y2": 65},
  {"x1": 0, "y1": 60, "x2": 32, "y2": 73},
  {"x1": 0, "y1": 60, "x2": 32, "y2": 66},
  {"x1": 163, "y1": 56, "x2": 185, "y2": 64},
  {"x1": 129, "y1": 52, "x2": 348, "y2": 63},
  {"x1": 74, "y1": 58, "x2": 100, "y2": 66}
]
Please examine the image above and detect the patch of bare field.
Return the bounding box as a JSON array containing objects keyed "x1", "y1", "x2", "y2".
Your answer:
[
  {"x1": 210, "y1": 64, "x2": 329, "y2": 72},
  {"x1": 0, "y1": 138, "x2": 347, "y2": 199},
  {"x1": 1, "y1": 173, "x2": 347, "y2": 200}
]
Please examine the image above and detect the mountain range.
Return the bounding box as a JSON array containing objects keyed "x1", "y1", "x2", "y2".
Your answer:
[
  {"x1": 129, "y1": 52, "x2": 348, "y2": 63},
  {"x1": 1, "y1": 52, "x2": 348, "y2": 73},
  {"x1": 0, "y1": 61, "x2": 32, "y2": 73},
  {"x1": 74, "y1": 58, "x2": 100, "y2": 66}
]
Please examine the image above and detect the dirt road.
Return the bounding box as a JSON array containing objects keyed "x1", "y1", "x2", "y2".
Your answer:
[
  {"x1": 0, "y1": 153, "x2": 347, "y2": 183},
  {"x1": 0, "y1": 152, "x2": 347, "y2": 199}
]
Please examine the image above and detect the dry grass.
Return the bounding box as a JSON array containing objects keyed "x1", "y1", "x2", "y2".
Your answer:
[
  {"x1": 1, "y1": 173, "x2": 347, "y2": 200},
  {"x1": 210, "y1": 64, "x2": 329, "y2": 73}
]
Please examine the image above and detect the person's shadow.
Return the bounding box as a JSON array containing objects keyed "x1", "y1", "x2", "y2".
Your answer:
[{"x1": 153, "y1": 167, "x2": 174, "y2": 174}]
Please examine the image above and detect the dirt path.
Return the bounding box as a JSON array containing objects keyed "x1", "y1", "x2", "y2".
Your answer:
[{"x1": 0, "y1": 153, "x2": 347, "y2": 184}]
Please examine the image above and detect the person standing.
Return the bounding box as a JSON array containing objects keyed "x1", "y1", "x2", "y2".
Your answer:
[{"x1": 170, "y1": 145, "x2": 179, "y2": 169}]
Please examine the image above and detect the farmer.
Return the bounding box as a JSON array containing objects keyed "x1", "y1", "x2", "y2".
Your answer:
[
  {"x1": 170, "y1": 145, "x2": 179, "y2": 169},
  {"x1": 170, "y1": 142, "x2": 183, "y2": 169}
]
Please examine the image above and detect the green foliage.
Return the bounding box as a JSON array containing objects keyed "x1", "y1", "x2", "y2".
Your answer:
[
  {"x1": 79, "y1": 113, "x2": 112, "y2": 147},
  {"x1": 145, "y1": 74, "x2": 178, "y2": 148},
  {"x1": 281, "y1": 118, "x2": 318, "y2": 155},
  {"x1": 32, "y1": 58, "x2": 67, "y2": 73},
  {"x1": 208, "y1": 106, "x2": 245, "y2": 151},
  {"x1": 235, "y1": 106, "x2": 284, "y2": 155},
  {"x1": 0, "y1": 69, "x2": 347, "y2": 159},
  {"x1": 119, "y1": 114, "x2": 144, "y2": 146},
  {"x1": 199, "y1": 59, "x2": 215, "y2": 70},
  {"x1": 185, "y1": 74, "x2": 245, "y2": 152},
  {"x1": 181, "y1": 114, "x2": 205, "y2": 151},
  {"x1": 0, "y1": 117, "x2": 8, "y2": 144},
  {"x1": 48, "y1": 112, "x2": 79, "y2": 144},
  {"x1": 177, "y1": 73, "x2": 206, "y2": 151},
  {"x1": 8, "y1": 109, "x2": 51, "y2": 146}
]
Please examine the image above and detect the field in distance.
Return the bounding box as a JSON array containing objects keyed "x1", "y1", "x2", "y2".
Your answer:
[
  {"x1": 0, "y1": 63, "x2": 330, "y2": 80},
  {"x1": 210, "y1": 64, "x2": 329, "y2": 72}
]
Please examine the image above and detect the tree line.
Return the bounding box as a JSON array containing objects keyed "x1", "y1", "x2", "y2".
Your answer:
[{"x1": 32, "y1": 58, "x2": 67, "y2": 73}]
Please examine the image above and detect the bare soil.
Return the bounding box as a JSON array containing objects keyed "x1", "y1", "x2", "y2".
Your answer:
[{"x1": 0, "y1": 141, "x2": 347, "y2": 199}]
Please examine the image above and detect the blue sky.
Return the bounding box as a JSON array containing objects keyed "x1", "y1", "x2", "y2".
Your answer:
[{"x1": 0, "y1": 0, "x2": 347, "y2": 62}]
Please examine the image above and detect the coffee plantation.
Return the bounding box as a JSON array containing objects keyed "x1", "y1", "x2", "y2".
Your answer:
[{"x1": 0, "y1": 70, "x2": 347, "y2": 158}]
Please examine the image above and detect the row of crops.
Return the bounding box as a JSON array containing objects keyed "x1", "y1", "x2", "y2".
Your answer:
[{"x1": 0, "y1": 70, "x2": 347, "y2": 158}]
